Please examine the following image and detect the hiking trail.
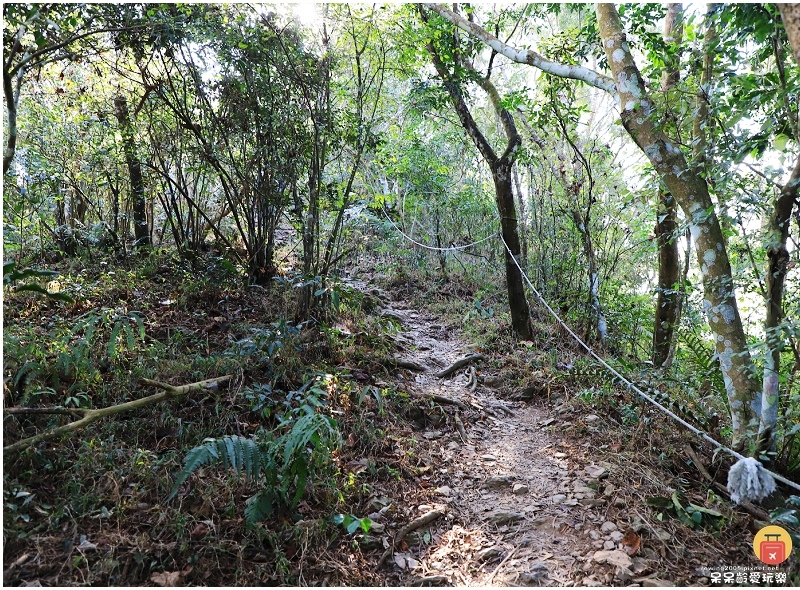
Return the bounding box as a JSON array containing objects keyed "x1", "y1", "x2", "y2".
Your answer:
[{"x1": 349, "y1": 279, "x2": 676, "y2": 587}]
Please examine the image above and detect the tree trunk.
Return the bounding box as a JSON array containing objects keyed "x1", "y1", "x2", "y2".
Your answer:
[
  {"x1": 596, "y1": 3, "x2": 759, "y2": 449},
  {"x1": 653, "y1": 4, "x2": 683, "y2": 367},
  {"x1": 760, "y1": 6, "x2": 800, "y2": 450},
  {"x1": 512, "y1": 164, "x2": 528, "y2": 270},
  {"x1": 114, "y1": 95, "x2": 149, "y2": 248},
  {"x1": 653, "y1": 189, "x2": 680, "y2": 366},
  {"x1": 760, "y1": 156, "x2": 800, "y2": 449},
  {"x1": 3, "y1": 71, "x2": 20, "y2": 175},
  {"x1": 494, "y1": 160, "x2": 533, "y2": 340},
  {"x1": 423, "y1": 12, "x2": 532, "y2": 340}
]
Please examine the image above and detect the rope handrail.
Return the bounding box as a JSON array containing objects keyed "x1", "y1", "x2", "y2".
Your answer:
[
  {"x1": 496, "y1": 233, "x2": 800, "y2": 494},
  {"x1": 380, "y1": 207, "x2": 498, "y2": 252}
]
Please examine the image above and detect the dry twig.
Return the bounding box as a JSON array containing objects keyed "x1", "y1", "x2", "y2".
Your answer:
[{"x1": 377, "y1": 508, "x2": 446, "y2": 569}]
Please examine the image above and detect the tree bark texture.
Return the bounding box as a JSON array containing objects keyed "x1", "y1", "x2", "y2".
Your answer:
[
  {"x1": 114, "y1": 95, "x2": 150, "y2": 247},
  {"x1": 778, "y1": 3, "x2": 800, "y2": 65},
  {"x1": 653, "y1": 3, "x2": 683, "y2": 367},
  {"x1": 3, "y1": 71, "x2": 19, "y2": 174},
  {"x1": 596, "y1": 4, "x2": 759, "y2": 448}
]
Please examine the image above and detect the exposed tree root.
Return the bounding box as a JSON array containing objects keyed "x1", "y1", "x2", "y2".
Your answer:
[
  {"x1": 465, "y1": 365, "x2": 477, "y2": 392},
  {"x1": 4, "y1": 375, "x2": 232, "y2": 456},
  {"x1": 377, "y1": 508, "x2": 446, "y2": 569},
  {"x1": 410, "y1": 391, "x2": 468, "y2": 410},
  {"x1": 390, "y1": 357, "x2": 427, "y2": 372},
  {"x1": 434, "y1": 353, "x2": 485, "y2": 378},
  {"x1": 454, "y1": 412, "x2": 468, "y2": 442}
]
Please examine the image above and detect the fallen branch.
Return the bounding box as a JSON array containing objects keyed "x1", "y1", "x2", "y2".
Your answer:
[
  {"x1": 4, "y1": 375, "x2": 232, "y2": 455},
  {"x1": 5, "y1": 407, "x2": 85, "y2": 418},
  {"x1": 434, "y1": 353, "x2": 485, "y2": 378},
  {"x1": 684, "y1": 444, "x2": 714, "y2": 483},
  {"x1": 377, "y1": 508, "x2": 446, "y2": 569},
  {"x1": 411, "y1": 574, "x2": 450, "y2": 586},
  {"x1": 485, "y1": 546, "x2": 517, "y2": 585},
  {"x1": 410, "y1": 391, "x2": 468, "y2": 410}
]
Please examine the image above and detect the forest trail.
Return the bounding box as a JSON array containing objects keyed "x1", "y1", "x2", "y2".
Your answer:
[{"x1": 351, "y1": 278, "x2": 673, "y2": 587}]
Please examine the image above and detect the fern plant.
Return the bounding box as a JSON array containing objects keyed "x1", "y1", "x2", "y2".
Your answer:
[{"x1": 169, "y1": 380, "x2": 340, "y2": 526}]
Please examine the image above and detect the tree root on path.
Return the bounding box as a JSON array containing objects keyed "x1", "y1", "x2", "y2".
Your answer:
[
  {"x1": 434, "y1": 353, "x2": 485, "y2": 378},
  {"x1": 389, "y1": 357, "x2": 427, "y2": 372},
  {"x1": 410, "y1": 391, "x2": 468, "y2": 410},
  {"x1": 454, "y1": 412, "x2": 468, "y2": 442},
  {"x1": 376, "y1": 508, "x2": 446, "y2": 570},
  {"x1": 4, "y1": 375, "x2": 232, "y2": 455},
  {"x1": 465, "y1": 365, "x2": 478, "y2": 392},
  {"x1": 469, "y1": 399, "x2": 516, "y2": 418}
]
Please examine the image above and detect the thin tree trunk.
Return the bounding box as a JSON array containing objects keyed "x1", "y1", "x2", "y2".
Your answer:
[
  {"x1": 114, "y1": 95, "x2": 149, "y2": 248},
  {"x1": 664, "y1": 229, "x2": 692, "y2": 369},
  {"x1": 653, "y1": 3, "x2": 683, "y2": 367},
  {"x1": 494, "y1": 161, "x2": 532, "y2": 339},
  {"x1": 423, "y1": 9, "x2": 532, "y2": 340},
  {"x1": 3, "y1": 71, "x2": 20, "y2": 175}
]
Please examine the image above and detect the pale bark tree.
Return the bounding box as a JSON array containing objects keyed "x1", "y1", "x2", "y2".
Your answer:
[{"x1": 423, "y1": 3, "x2": 765, "y2": 449}]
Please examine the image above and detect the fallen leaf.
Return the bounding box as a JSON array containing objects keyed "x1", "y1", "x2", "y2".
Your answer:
[
  {"x1": 621, "y1": 529, "x2": 641, "y2": 556},
  {"x1": 151, "y1": 571, "x2": 182, "y2": 586}
]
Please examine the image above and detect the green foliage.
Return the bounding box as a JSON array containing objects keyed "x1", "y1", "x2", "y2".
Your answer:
[
  {"x1": 646, "y1": 490, "x2": 724, "y2": 531},
  {"x1": 170, "y1": 376, "x2": 341, "y2": 526},
  {"x1": 333, "y1": 513, "x2": 372, "y2": 534},
  {"x1": 3, "y1": 260, "x2": 72, "y2": 302},
  {"x1": 6, "y1": 307, "x2": 146, "y2": 405}
]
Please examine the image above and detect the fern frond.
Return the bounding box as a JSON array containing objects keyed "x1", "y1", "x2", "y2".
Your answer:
[
  {"x1": 244, "y1": 489, "x2": 276, "y2": 525},
  {"x1": 169, "y1": 435, "x2": 263, "y2": 501}
]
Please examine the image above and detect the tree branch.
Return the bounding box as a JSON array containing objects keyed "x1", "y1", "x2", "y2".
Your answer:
[
  {"x1": 422, "y1": 3, "x2": 617, "y2": 95},
  {"x1": 4, "y1": 375, "x2": 232, "y2": 456}
]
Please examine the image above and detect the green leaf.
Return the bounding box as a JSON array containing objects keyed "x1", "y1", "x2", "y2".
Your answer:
[
  {"x1": 687, "y1": 504, "x2": 722, "y2": 518},
  {"x1": 770, "y1": 509, "x2": 799, "y2": 526}
]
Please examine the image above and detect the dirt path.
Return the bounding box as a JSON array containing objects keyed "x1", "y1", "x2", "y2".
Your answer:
[{"x1": 365, "y1": 290, "x2": 666, "y2": 587}]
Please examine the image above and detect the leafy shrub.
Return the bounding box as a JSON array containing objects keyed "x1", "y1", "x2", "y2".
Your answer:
[
  {"x1": 170, "y1": 375, "x2": 341, "y2": 526},
  {"x1": 7, "y1": 308, "x2": 145, "y2": 405}
]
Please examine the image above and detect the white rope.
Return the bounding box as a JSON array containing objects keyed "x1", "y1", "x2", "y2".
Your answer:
[
  {"x1": 497, "y1": 233, "x2": 800, "y2": 494},
  {"x1": 380, "y1": 207, "x2": 498, "y2": 252}
]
